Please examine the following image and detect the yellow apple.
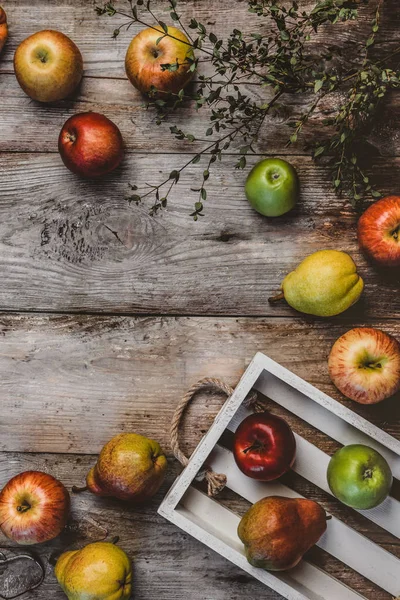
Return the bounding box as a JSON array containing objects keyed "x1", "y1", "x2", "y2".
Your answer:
[{"x1": 14, "y1": 30, "x2": 83, "y2": 102}]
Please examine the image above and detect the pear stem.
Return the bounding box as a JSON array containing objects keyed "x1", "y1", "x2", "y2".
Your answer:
[
  {"x1": 72, "y1": 485, "x2": 88, "y2": 494},
  {"x1": 268, "y1": 291, "x2": 285, "y2": 304}
]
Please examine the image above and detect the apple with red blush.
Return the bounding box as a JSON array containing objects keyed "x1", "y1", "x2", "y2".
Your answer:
[
  {"x1": 125, "y1": 25, "x2": 195, "y2": 95},
  {"x1": 233, "y1": 412, "x2": 296, "y2": 481},
  {"x1": 0, "y1": 471, "x2": 70, "y2": 545},
  {"x1": 329, "y1": 327, "x2": 400, "y2": 405},
  {"x1": 358, "y1": 196, "x2": 400, "y2": 268},
  {"x1": 58, "y1": 112, "x2": 124, "y2": 178}
]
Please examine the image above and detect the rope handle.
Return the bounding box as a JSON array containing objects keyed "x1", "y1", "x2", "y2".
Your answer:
[{"x1": 170, "y1": 377, "x2": 264, "y2": 497}]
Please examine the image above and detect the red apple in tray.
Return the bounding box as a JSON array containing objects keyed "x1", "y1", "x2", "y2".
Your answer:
[
  {"x1": 0, "y1": 471, "x2": 70, "y2": 545},
  {"x1": 59, "y1": 112, "x2": 124, "y2": 178},
  {"x1": 233, "y1": 412, "x2": 296, "y2": 481},
  {"x1": 329, "y1": 328, "x2": 400, "y2": 405},
  {"x1": 358, "y1": 196, "x2": 400, "y2": 268}
]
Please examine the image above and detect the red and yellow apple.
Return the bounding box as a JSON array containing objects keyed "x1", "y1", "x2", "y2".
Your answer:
[
  {"x1": 125, "y1": 25, "x2": 194, "y2": 95},
  {"x1": 0, "y1": 7, "x2": 8, "y2": 55},
  {"x1": 328, "y1": 327, "x2": 400, "y2": 404},
  {"x1": 358, "y1": 196, "x2": 400, "y2": 268},
  {"x1": 14, "y1": 30, "x2": 83, "y2": 102},
  {"x1": 58, "y1": 112, "x2": 124, "y2": 178},
  {"x1": 0, "y1": 471, "x2": 70, "y2": 545}
]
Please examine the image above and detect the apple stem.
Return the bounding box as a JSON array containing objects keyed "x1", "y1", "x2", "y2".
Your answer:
[
  {"x1": 243, "y1": 440, "x2": 265, "y2": 454},
  {"x1": 72, "y1": 485, "x2": 88, "y2": 494},
  {"x1": 326, "y1": 515, "x2": 333, "y2": 521},
  {"x1": 268, "y1": 292, "x2": 285, "y2": 304},
  {"x1": 17, "y1": 502, "x2": 31, "y2": 513},
  {"x1": 111, "y1": 536, "x2": 120, "y2": 545}
]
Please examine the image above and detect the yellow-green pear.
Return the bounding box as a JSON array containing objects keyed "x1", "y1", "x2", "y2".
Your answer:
[
  {"x1": 279, "y1": 250, "x2": 364, "y2": 317},
  {"x1": 55, "y1": 542, "x2": 132, "y2": 600}
]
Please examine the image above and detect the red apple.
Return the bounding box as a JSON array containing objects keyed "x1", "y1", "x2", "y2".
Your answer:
[
  {"x1": 0, "y1": 7, "x2": 8, "y2": 55},
  {"x1": 59, "y1": 112, "x2": 124, "y2": 178},
  {"x1": 14, "y1": 30, "x2": 83, "y2": 103},
  {"x1": 125, "y1": 25, "x2": 195, "y2": 95},
  {"x1": 329, "y1": 328, "x2": 400, "y2": 405},
  {"x1": 0, "y1": 471, "x2": 70, "y2": 545},
  {"x1": 358, "y1": 196, "x2": 400, "y2": 268},
  {"x1": 233, "y1": 412, "x2": 296, "y2": 481}
]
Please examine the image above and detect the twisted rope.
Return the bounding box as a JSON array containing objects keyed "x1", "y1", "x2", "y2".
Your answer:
[{"x1": 170, "y1": 377, "x2": 263, "y2": 497}]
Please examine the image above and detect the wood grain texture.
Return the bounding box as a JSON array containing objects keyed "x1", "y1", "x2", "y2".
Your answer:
[
  {"x1": 1, "y1": 152, "x2": 400, "y2": 315},
  {"x1": 0, "y1": 313, "x2": 399, "y2": 455},
  {"x1": 0, "y1": 73, "x2": 398, "y2": 156},
  {"x1": 0, "y1": 1, "x2": 399, "y2": 599},
  {"x1": 0, "y1": 0, "x2": 397, "y2": 79}
]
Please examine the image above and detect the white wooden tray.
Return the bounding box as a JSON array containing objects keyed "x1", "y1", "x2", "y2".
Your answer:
[{"x1": 158, "y1": 352, "x2": 400, "y2": 600}]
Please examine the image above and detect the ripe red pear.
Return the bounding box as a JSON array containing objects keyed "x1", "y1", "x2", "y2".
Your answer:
[{"x1": 75, "y1": 433, "x2": 167, "y2": 503}]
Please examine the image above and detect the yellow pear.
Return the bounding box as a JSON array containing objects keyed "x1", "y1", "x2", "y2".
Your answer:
[
  {"x1": 279, "y1": 250, "x2": 364, "y2": 317},
  {"x1": 55, "y1": 542, "x2": 132, "y2": 600}
]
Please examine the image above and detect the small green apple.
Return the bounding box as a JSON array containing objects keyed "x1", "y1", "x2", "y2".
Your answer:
[
  {"x1": 327, "y1": 444, "x2": 392, "y2": 510},
  {"x1": 245, "y1": 158, "x2": 299, "y2": 217}
]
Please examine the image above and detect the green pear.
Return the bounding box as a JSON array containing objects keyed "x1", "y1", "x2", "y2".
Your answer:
[{"x1": 278, "y1": 250, "x2": 364, "y2": 317}]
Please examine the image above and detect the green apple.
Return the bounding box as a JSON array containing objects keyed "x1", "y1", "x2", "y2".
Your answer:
[
  {"x1": 245, "y1": 158, "x2": 299, "y2": 217},
  {"x1": 327, "y1": 444, "x2": 392, "y2": 510}
]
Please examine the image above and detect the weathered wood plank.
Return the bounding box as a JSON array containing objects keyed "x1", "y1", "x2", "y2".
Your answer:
[
  {"x1": 0, "y1": 72, "x2": 398, "y2": 157},
  {"x1": 0, "y1": 314, "x2": 399, "y2": 455},
  {"x1": 0, "y1": 152, "x2": 399, "y2": 316},
  {"x1": 0, "y1": 0, "x2": 397, "y2": 79}
]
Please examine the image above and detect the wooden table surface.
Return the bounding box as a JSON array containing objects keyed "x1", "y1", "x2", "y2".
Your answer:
[{"x1": 0, "y1": 1, "x2": 399, "y2": 598}]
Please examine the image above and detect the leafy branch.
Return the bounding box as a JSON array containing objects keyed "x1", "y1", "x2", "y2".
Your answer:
[{"x1": 97, "y1": 0, "x2": 400, "y2": 217}]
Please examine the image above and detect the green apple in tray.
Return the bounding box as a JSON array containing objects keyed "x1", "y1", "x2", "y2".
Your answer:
[{"x1": 327, "y1": 444, "x2": 393, "y2": 510}]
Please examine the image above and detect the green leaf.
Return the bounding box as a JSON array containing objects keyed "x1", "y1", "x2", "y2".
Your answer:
[
  {"x1": 314, "y1": 79, "x2": 324, "y2": 93},
  {"x1": 313, "y1": 146, "x2": 325, "y2": 158},
  {"x1": 201, "y1": 188, "x2": 207, "y2": 200},
  {"x1": 159, "y1": 21, "x2": 168, "y2": 33}
]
